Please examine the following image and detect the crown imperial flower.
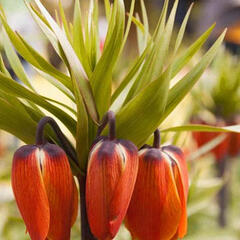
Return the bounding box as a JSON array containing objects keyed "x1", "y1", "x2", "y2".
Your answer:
[
  {"x1": 86, "y1": 111, "x2": 139, "y2": 240},
  {"x1": 125, "y1": 130, "x2": 189, "y2": 240},
  {"x1": 11, "y1": 118, "x2": 78, "y2": 240}
]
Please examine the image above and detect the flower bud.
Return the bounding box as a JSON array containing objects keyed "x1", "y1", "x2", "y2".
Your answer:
[
  {"x1": 12, "y1": 143, "x2": 78, "y2": 240},
  {"x1": 86, "y1": 111, "x2": 138, "y2": 240},
  {"x1": 125, "y1": 130, "x2": 189, "y2": 240}
]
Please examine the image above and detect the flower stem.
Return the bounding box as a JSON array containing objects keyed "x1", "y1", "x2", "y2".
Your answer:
[
  {"x1": 97, "y1": 111, "x2": 116, "y2": 140},
  {"x1": 35, "y1": 116, "x2": 79, "y2": 167},
  {"x1": 153, "y1": 129, "x2": 161, "y2": 148},
  {"x1": 216, "y1": 157, "x2": 229, "y2": 227},
  {"x1": 78, "y1": 174, "x2": 97, "y2": 240}
]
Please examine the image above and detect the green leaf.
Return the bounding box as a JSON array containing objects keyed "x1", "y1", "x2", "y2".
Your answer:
[
  {"x1": 120, "y1": 0, "x2": 135, "y2": 54},
  {"x1": 114, "y1": 73, "x2": 170, "y2": 147},
  {"x1": 33, "y1": 0, "x2": 99, "y2": 123},
  {"x1": 90, "y1": 0, "x2": 125, "y2": 118},
  {"x1": 0, "y1": 54, "x2": 11, "y2": 77},
  {"x1": 104, "y1": 0, "x2": 111, "y2": 21},
  {"x1": 58, "y1": 1, "x2": 72, "y2": 44},
  {"x1": 0, "y1": 98, "x2": 37, "y2": 143},
  {"x1": 0, "y1": 14, "x2": 73, "y2": 91},
  {"x1": 138, "y1": 0, "x2": 149, "y2": 53},
  {"x1": 73, "y1": 0, "x2": 92, "y2": 76},
  {"x1": 0, "y1": 72, "x2": 77, "y2": 136},
  {"x1": 161, "y1": 123, "x2": 240, "y2": 133},
  {"x1": 161, "y1": 29, "x2": 226, "y2": 123},
  {"x1": 174, "y1": 3, "x2": 193, "y2": 53},
  {"x1": 163, "y1": 23, "x2": 216, "y2": 81},
  {"x1": 35, "y1": 69, "x2": 75, "y2": 102},
  {"x1": 111, "y1": 44, "x2": 150, "y2": 104},
  {"x1": 123, "y1": 0, "x2": 178, "y2": 104},
  {"x1": 2, "y1": 30, "x2": 34, "y2": 90}
]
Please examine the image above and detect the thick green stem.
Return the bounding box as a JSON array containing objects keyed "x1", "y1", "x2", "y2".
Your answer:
[{"x1": 78, "y1": 174, "x2": 97, "y2": 240}]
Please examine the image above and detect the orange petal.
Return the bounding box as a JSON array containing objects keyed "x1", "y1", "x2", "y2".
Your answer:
[
  {"x1": 163, "y1": 145, "x2": 189, "y2": 238},
  {"x1": 41, "y1": 143, "x2": 76, "y2": 240},
  {"x1": 108, "y1": 140, "x2": 138, "y2": 236},
  {"x1": 86, "y1": 139, "x2": 138, "y2": 240},
  {"x1": 125, "y1": 149, "x2": 182, "y2": 240},
  {"x1": 11, "y1": 145, "x2": 50, "y2": 240}
]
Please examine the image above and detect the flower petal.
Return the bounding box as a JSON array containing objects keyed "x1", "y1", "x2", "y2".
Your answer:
[
  {"x1": 11, "y1": 145, "x2": 50, "y2": 240},
  {"x1": 125, "y1": 149, "x2": 182, "y2": 240},
  {"x1": 163, "y1": 145, "x2": 189, "y2": 238},
  {"x1": 41, "y1": 144, "x2": 76, "y2": 240},
  {"x1": 108, "y1": 140, "x2": 138, "y2": 236}
]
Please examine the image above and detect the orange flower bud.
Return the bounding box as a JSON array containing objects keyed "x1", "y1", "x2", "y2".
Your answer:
[
  {"x1": 12, "y1": 143, "x2": 78, "y2": 240},
  {"x1": 86, "y1": 111, "x2": 138, "y2": 240},
  {"x1": 125, "y1": 130, "x2": 189, "y2": 240}
]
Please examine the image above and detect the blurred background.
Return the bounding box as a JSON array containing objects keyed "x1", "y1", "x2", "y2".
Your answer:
[{"x1": 0, "y1": 0, "x2": 240, "y2": 239}]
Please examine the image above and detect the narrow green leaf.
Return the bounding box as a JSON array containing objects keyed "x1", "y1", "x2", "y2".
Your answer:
[
  {"x1": 33, "y1": 0, "x2": 99, "y2": 123},
  {"x1": 35, "y1": 69, "x2": 75, "y2": 102},
  {"x1": 0, "y1": 72, "x2": 77, "y2": 136},
  {"x1": 120, "y1": 0, "x2": 135, "y2": 53},
  {"x1": 26, "y1": 3, "x2": 62, "y2": 57},
  {"x1": 124, "y1": 0, "x2": 178, "y2": 104},
  {"x1": 0, "y1": 14, "x2": 73, "y2": 91},
  {"x1": 58, "y1": 1, "x2": 72, "y2": 43},
  {"x1": 90, "y1": 0, "x2": 125, "y2": 118},
  {"x1": 111, "y1": 43, "x2": 151, "y2": 104},
  {"x1": 0, "y1": 98, "x2": 37, "y2": 143},
  {"x1": 2, "y1": 30, "x2": 34, "y2": 90},
  {"x1": 152, "y1": 0, "x2": 169, "y2": 40},
  {"x1": 0, "y1": 54, "x2": 11, "y2": 77},
  {"x1": 174, "y1": 3, "x2": 193, "y2": 53},
  {"x1": 131, "y1": 15, "x2": 145, "y2": 33},
  {"x1": 163, "y1": 23, "x2": 216, "y2": 80},
  {"x1": 73, "y1": 0, "x2": 92, "y2": 76},
  {"x1": 114, "y1": 73, "x2": 170, "y2": 147},
  {"x1": 161, "y1": 30, "x2": 226, "y2": 122},
  {"x1": 161, "y1": 123, "x2": 240, "y2": 133},
  {"x1": 139, "y1": 0, "x2": 149, "y2": 50},
  {"x1": 104, "y1": 0, "x2": 111, "y2": 21}
]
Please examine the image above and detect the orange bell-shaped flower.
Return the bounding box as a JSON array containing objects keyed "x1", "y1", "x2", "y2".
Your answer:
[
  {"x1": 11, "y1": 118, "x2": 78, "y2": 240},
  {"x1": 125, "y1": 130, "x2": 189, "y2": 240},
  {"x1": 86, "y1": 111, "x2": 139, "y2": 240}
]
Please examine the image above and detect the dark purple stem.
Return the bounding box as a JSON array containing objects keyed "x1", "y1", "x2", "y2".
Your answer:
[
  {"x1": 153, "y1": 129, "x2": 161, "y2": 148},
  {"x1": 97, "y1": 111, "x2": 116, "y2": 140},
  {"x1": 35, "y1": 116, "x2": 78, "y2": 167},
  {"x1": 216, "y1": 158, "x2": 229, "y2": 227},
  {"x1": 78, "y1": 174, "x2": 97, "y2": 240}
]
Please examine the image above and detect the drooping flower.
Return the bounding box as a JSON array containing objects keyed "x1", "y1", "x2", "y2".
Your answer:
[
  {"x1": 12, "y1": 143, "x2": 78, "y2": 240},
  {"x1": 86, "y1": 111, "x2": 139, "y2": 240},
  {"x1": 125, "y1": 130, "x2": 189, "y2": 240}
]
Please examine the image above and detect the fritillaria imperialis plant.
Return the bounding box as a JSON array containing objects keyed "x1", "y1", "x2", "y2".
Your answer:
[{"x1": 0, "y1": 0, "x2": 236, "y2": 239}]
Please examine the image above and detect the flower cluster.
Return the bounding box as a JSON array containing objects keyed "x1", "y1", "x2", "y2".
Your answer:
[{"x1": 12, "y1": 112, "x2": 188, "y2": 240}]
